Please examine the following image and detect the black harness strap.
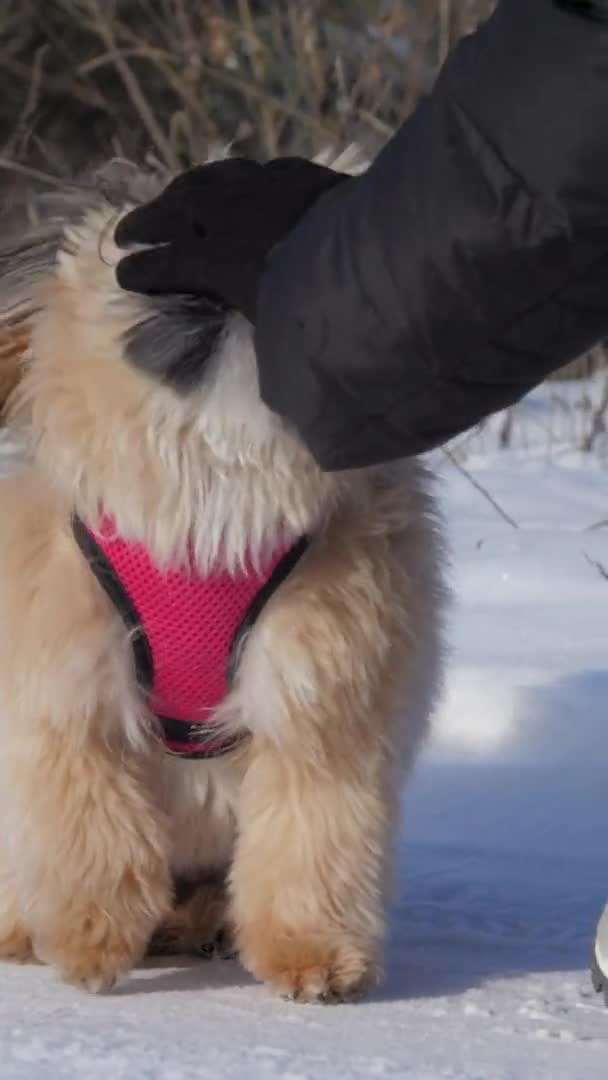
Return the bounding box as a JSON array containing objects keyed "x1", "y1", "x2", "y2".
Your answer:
[
  {"x1": 226, "y1": 534, "x2": 310, "y2": 687},
  {"x1": 72, "y1": 513, "x2": 153, "y2": 691}
]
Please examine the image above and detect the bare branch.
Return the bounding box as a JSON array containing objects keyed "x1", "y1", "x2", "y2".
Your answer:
[
  {"x1": 0, "y1": 157, "x2": 82, "y2": 189},
  {"x1": 86, "y1": 0, "x2": 179, "y2": 171},
  {"x1": 583, "y1": 552, "x2": 608, "y2": 582},
  {"x1": 442, "y1": 446, "x2": 520, "y2": 530}
]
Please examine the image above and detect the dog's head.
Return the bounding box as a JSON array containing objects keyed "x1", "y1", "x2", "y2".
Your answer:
[
  {"x1": 0, "y1": 151, "x2": 366, "y2": 563},
  {"x1": 0, "y1": 159, "x2": 309, "y2": 480},
  {"x1": 0, "y1": 156, "x2": 363, "y2": 565}
]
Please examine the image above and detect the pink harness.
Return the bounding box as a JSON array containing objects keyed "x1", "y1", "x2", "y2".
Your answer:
[{"x1": 73, "y1": 515, "x2": 307, "y2": 757}]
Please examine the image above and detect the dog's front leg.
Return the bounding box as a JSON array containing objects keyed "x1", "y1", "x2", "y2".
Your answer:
[
  {"x1": 2, "y1": 727, "x2": 171, "y2": 991},
  {"x1": 231, "y1": 733, "x2": 393, "y2": 1003},
  {"x1": 0, "y1": 846, "x2": 34, "y2": 964},
  {"x1": 229, "y1": 520, "x2": 419, "y2": 1003},
  {"x1": 0, "y1": 474, "x2": 173, "y2": 991}
]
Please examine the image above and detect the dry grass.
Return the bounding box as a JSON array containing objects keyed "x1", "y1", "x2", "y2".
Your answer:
[{"x1": 0, "y1": 2, "x2": 494, "y2": 197}]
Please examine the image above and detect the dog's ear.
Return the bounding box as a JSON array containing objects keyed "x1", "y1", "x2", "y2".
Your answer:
[
  {"x1": 124, "y1": 293, "x2": 229, "y2": 395},
  {"x1": 0, "y1": 228, "x2": 63, "y2": 324},
  {"x1": 0, "y1": 227, "x2": 52, "y2": 411},
  {"x1": 0, "y1": 226, "x2": 66, "y2": 414}
]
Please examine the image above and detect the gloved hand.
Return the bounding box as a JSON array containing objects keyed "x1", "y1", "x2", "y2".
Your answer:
[{"x1": 115, "y1": 156, "x2": 350, "y2": 322}]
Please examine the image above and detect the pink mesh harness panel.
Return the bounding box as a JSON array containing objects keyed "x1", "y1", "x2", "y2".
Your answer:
[{"x1": 73, "y1": 515, "x2": 307, "y2": 757}]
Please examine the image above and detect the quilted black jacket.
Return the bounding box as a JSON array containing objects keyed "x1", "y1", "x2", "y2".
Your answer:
[{"x1": 255, "y1": 0, "x2": 608, "y2": 469}]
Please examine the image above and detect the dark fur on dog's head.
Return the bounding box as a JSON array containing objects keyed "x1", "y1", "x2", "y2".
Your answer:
[{"x1": 123, "y1": 293, "x2": 229, "y2": 395}]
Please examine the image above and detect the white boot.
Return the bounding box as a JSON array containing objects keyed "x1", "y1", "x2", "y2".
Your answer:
[{"x1": 592, "y1": 902, "x2": 608, "y2": 1004}]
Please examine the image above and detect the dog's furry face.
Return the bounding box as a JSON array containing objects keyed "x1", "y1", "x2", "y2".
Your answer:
[
  {"x1": 0, "y1": 160, "x2": 344, "y2": 573},
  {"x1": 49, "y1": 200, "x2": 293, "y2": 461},
  {"x1": 0, "y1": 148, "x2": 369, "y2": 493},
  {"x1": 23, "y1": 181, "x2": 294, "y2": 453}
]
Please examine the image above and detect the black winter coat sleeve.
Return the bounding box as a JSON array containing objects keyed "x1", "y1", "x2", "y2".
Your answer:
[{"x1": 254, "y1": 0, "x2": 608, "y2": 470}]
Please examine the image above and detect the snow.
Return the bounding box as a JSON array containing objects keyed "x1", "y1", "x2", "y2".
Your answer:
[{"x1": 1, "y1": 402, "x2": 607, "y2": 1079}]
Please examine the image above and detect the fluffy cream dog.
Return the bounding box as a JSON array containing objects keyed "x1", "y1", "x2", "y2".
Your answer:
[{"x1": 0, "y1": 160, "x2": 446, "y2": 1001}]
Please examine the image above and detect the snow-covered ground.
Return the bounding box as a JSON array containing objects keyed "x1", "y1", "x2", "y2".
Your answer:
[{"x1": 1, "y1": 400, "x2": 606, "y2": 1079}]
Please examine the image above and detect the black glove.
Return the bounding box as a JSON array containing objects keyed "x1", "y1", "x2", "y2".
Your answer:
[{"x1": 115, "y1": 156, "x2": 350, "y2": 322}]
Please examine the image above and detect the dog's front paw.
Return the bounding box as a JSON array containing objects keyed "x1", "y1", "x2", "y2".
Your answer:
[
  {"x1": 35, "y1": 902, "x2": 151, "y2": 992},
  {"x1": 0, "y1": 886, "x2": 35, "y2": 963},
  {"x1": 239, "y1": 925, "x2": 380, "y2": 1004},
  {"x1": 0, "y1": 924, "x2": 35, "y2": 964}
]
